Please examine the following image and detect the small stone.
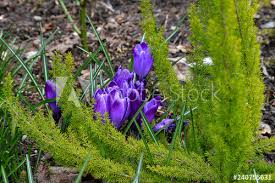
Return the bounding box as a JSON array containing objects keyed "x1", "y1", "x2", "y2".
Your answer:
[
  {"x1": 22, "y1": 135, "x2": 27, "y2": 141},
  {"x1": 33, "y1": 16, "x2": 42, "y2": 21},
  {"x1": 254, "y1": 14, "x2": 260, "y2": 19},
  {"x1": 170, "y1": 26, "x2": 176, "y2": 31},
  {"x1": 33, "y1": 39, "x2": 41, "y2": 48},
  {"x1": 24, "y1": 51, "x2": 37, "y2": 59},
  {"x1": 170, "y1": 57, "x2": 192, "y2": 82},
  {"x1": 203, "y1": 57, "x2": 213, "y2": 65},
  {"x1": 259, "y1": 123, "x2": 272, "y2": 135},
  {"x1": 41, "y1": 153, "x2": 52, "y2": 161},
  {"x1": 261, "y1": 21, "x2": 275, "y2": 29}
]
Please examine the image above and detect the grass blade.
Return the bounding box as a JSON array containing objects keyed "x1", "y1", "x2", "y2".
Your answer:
[
  {"x1": 75, "y1": 155, "x2": 91, "y2": 183},
  {"x1": 132, "y1": 153, "x2": 144, "y2": 183},
  {"x1": 166, "y1": 105, "x2": 186, "y2": 164},
  {"x1": 99, "y1": 71, "x2": 104, "y2": 87},
  {"x1": 11, "y1": 29, "x2": 57, "y2": 76},
  {"x1": 0, "y1": 37, "x2": 44, "y2": 100},
  {"x1": 17, "y1": 57, "x2": 39, "y2": 92},
  {"x1": 140, "y1": 111, "x2": 158, "y2": 145},
  {"x1": 189, "y1": 105, "x2": 198, "y2": 151},
  {"x1": 7, "y1": 159, "x2": 26, "y2": 177},
  {"x1": 87, "y1": 16, "x2": 115, "y2": 76},
  {"x1": 77, "y1": 46, "x2": 112, "y2": 78},
  {"x1": 74, "y1": 47, "x2": 102, "y2": 79},
  {"x1": 89, "y1": 64, "x2": 96, "y2": 97},
  {"x1": 133, "y1": 119, "x2": 153, "y2": 163},
  {"x1": 1, "y1": 165, "x2": 8, "y2": 183},
  {"x1": 141, "y1": 33, "x2": 146, "y2": 42},
  {"x1": 35, "y1": 150, "x2": 42, "y2": 172},
  {"x1": 253, "y1": 169, "x2": 259, "y2": 183},
  {"x1": 57, "y1": 0, "x2": 81, "y2": 35},
  {"x1": 30, "y1": 98, "x2": 56, "y2": 111},
  {"x1": 80, "y1": 61, "x2": 105, "y2": 100},
  {"x1": 123, "y1": 100, "x2": 148, "y2": 136},
  {"x1": 165, "y1": 16, "x2": 185, "y2": 42},
  {"x1": 40, "y1": 29, "x2": 49, "y2": 82},
  {"x1": 26, "y1": 154, "x2": 34, "y2": 183}
]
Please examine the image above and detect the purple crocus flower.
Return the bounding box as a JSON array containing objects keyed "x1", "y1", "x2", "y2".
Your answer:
[
  {"x1": 153, "y1": 118, "x2": 175, "y2": 132},
  {"x1": 109, "y1": 90, "x2": 131, "y2": 129},
  {"x1": 143, "y1": 96, "x2": 161, "y2": 122},
  {"x1": 133, "y1": 42, "x2": 154, "y2": 79},
  {"x1": 45, "y1": 80, "x2": 61, "y2": 121}
]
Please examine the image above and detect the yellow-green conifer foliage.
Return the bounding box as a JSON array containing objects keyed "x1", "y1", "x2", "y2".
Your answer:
[
  {"x1": 141, "y1": 0, "x2": 274, "y2": 182},
  {"x1": 187, "y1": 0, "x2": 265, "y2": 181},
  {"x1": 1, "y1": 55, "x2": 214, "y2": 182},
  {"x1": 140, "y1": 0, "x2": 186, "y2": 109}
]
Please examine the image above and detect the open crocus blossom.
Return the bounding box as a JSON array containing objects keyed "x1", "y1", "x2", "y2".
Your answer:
[
  {"x1": 45, "y1": 80, "x2": 61, "y2": 121},
  {"x1": 133, "y1": 42, "x2": 154, "y2": 79}
]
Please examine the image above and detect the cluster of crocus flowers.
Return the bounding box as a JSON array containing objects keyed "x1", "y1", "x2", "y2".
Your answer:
[
  {"x1": 94, "y1": 42, "x2": 159, "y2": 129},
  {"x1": 45, "y1": 42, "x2": 175, "y2": 132}
]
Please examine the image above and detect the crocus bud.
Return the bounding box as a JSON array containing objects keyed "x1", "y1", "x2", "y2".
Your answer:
[
  {"x1": 133, "y1": 42, "x2": 153, "y2": 78},
  {"x1": 143, "y1": 96, "x2": 161, "y2": 122},
  {"x1": 112, "y1": 66, "x2": 134, "y2": 88},
  {"x1": 94, "y1": 89, "x2": 110, "y2": 116},
  {"x1": 153, "y1": 118, "x2": 175, "y2": 132},
  {"x1": 109, "y1": 90, "x2": 131, "y2": 129},
  {"x1": 45, "y1": 80, "x2": 61, "y2": 121}
]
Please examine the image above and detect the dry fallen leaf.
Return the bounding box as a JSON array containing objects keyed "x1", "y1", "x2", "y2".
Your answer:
[{"x1": 47, "y1": 34, "x2": 80, "y2": 56}]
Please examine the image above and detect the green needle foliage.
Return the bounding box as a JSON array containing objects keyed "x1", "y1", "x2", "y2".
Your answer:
[
  {"x1": 141, "y1": 0, "x2": 273, "y2": 182},
  {"x1": 2, "y1": 55, "x2": 214, "y2": 182},
  {"x1": 140, "y1": 0, "x2": 186, "y2": 110},
  {"x1": 187, "y1": 0, "x2": 267, "y2": 182}
]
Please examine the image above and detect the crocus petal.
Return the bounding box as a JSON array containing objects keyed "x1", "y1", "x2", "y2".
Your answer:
[
  {"x1": 110, "y1": 96, "x2": 130, "y2": 129},
  {"x1": 133, "y1": 42, "x2": 153, "y2": 78},
  {"x1": 143, "y1": 96, "x2": 161, "y2": 122},
  {"x1": 153, "y1": 119, "x2": 174, "y2": 132},
  {"x1": 112, "y1": 66, "x2": 134, "y2": 88},
  {"x1": 94, "y1": 92, "x2": 110, "y2": 115},
  {"x1": 108, "y1": 90, "x2": 131, "y2": 129},
  {"x1": 45, "y1": 80, "x2": 61, "y2": 120},
  {"x1": 127, "y1": 88, "x2": 141, "y2": 118},
  {"x1": 135, "y1": 81, "x2": 145, "y2": 101}
]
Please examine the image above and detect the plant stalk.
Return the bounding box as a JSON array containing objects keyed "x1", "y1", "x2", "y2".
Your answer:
[{"x1": 80, "y1": 0, "x2": 88, "y2": 50}]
